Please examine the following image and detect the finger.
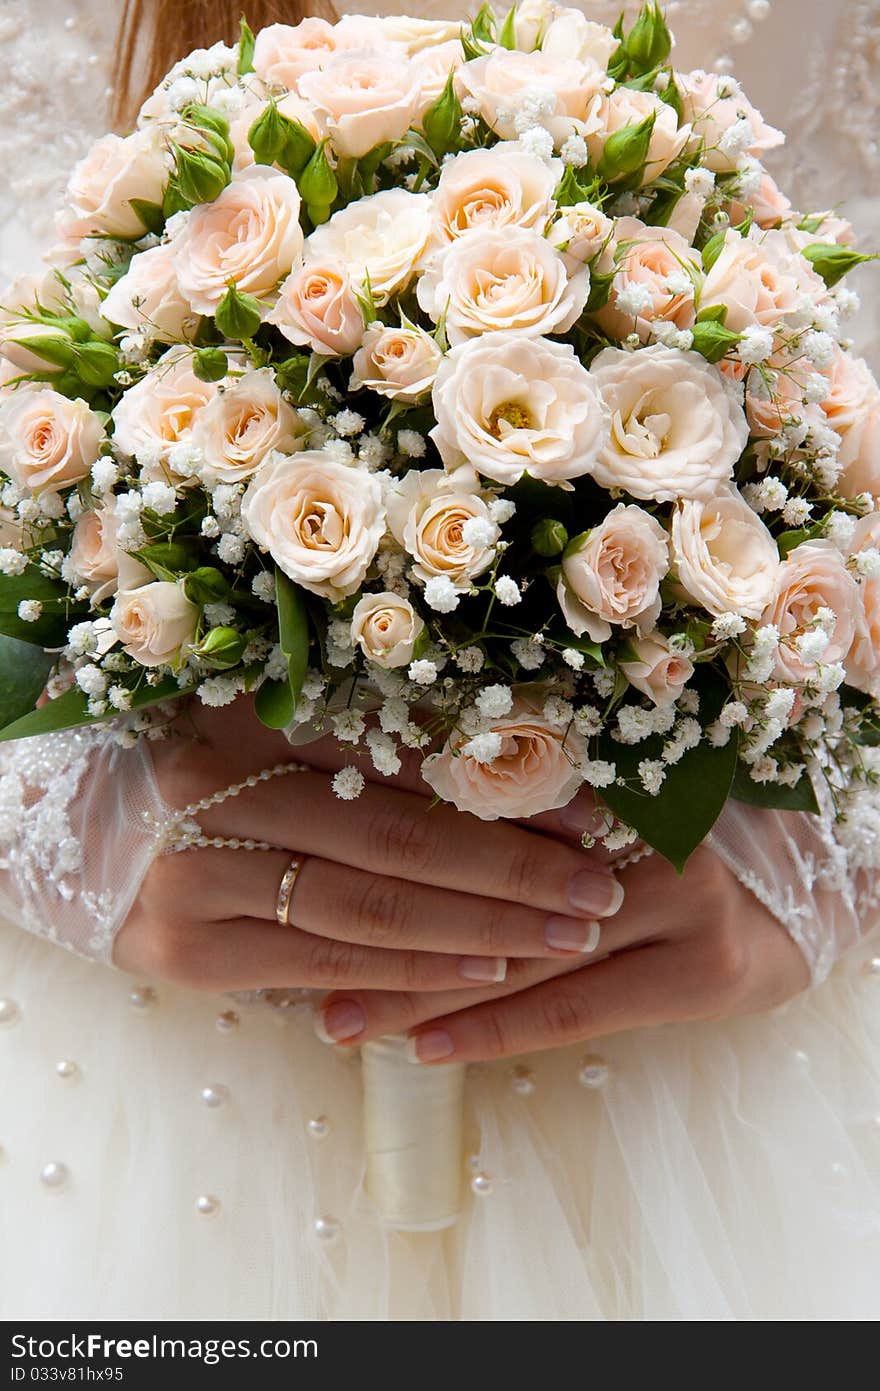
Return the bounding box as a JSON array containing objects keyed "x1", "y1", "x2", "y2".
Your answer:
[
  {"x1": 195, "y1": 770, "x2": 624, "y2": 920},
  {"x1": 405, "y1": 942, "x2": 686, "y2": 1063},
  {"x1": 314, "y1": 955, "x2": 587, "y2": 1045},
  {"x1": 192, "y1": 846, "x2": 606, "y2": 961}
]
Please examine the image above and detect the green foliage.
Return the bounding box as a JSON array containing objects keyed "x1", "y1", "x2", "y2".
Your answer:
[
  {"x1": 802, "y1": 242, "x2": 878, "y2": 289},
  {"x1": 531, "y1": 519, "x2": 569, "y2": 558},
  {"x1": 597, "y1": 112, "x2": 656, "y2": 183},
  {"x1": 238, "y1": 17, "x2": 256, "y2": 76},
  {"x1": 0, "y1": 565, "x2": 73, "y2": 647},
  {"x1": 0, "y1": 677, "x2": 188, "y2": 743},
  {"x1": 255, "y1": 570, "x2": 310, "y2": 730},
  {"x1": 731, "y1": 762, "x2": 820, "y2": 814},
  {"x1": 0, "y1": 636, "x2": 53, "y2": 732},
  {"x1": 215, "y1": 282, "x2": 263, "y2": 341},
  {"x1": 192, "y1": 346, "x2": 229, "y2": 383}
]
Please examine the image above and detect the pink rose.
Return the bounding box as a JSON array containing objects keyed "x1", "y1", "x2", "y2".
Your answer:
[
  {"x1": 760, "y1": 540, "x2": 859, "y2": 683},
  {"x1": 700, "y1": 229, "x2": 806, "y2": 333},
  {"x1": 620, "y1": 635, "x2": 695, "y2": 707},
  {"x1": 558, "y1": 502, "x2": 668, "y2": 643},
  {"x1": 412, "y1": 40, "x2": 465, "y2": 116},
  {"x1": 430, "y1": 146, "x2": 560, "y2": 247},
  {"x1": 422, "y1": 698, "x2": 587, "y2": 821},
  {"x1": 818, "y1": 350, "x2": 880, "y2": 500},
  {"x1": 847, "y1": 513, "x2": 880, "y2": 697},
  {"x1": 102, "y1": 243, "x2": 198, "y2": 345},
  {"x1": 670, "y1": 488, "x2": 780, "y2": 619},
  {"x1": 298, "y1": 51, "x2": 422, "y2": 158},
  {"x1": 597, "y1": 217, "x2": 700, "y2": 343},
  {"x1": 678, "y1": 70, "x2": 784, "y2": 174},
  {"x1": 269, "y1": 259, "x2": 364, "y2": 358},
  {"x1": 0, "y1": 389, "x2": 104, "y2": 493},
  {"x1": 726, "y1": 172, "x2": 793, "y2": 230},
  {"x1": 60, "y1": 130, "x2": 171, "y2": 240},
  {"x1": 350, "y1": 323, "x2": 442, "y2": 402}
]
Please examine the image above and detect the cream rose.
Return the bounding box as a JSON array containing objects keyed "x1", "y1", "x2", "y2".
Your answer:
[
  {"x1": 60, "y1": 129, "x2": 171, "y2": 240},
  {"x1": 350, "y1": 323, "x2": 442, "y2": 402},
  {"x1": 68, "y1": 502, "x2": 151, "y2": 605},
  {"x1": 173, "y1": 168, "x2": 304, "y2": 316},
  {"x1": 385, "y1": 467, "x2": 499, "y2": 588},
  {"x1": 548, "y1": 200, "x2": 614, "y2": 267},
  {"x1": 102, "y1": 243, "x2": 199, "y2": 345},
  {"x1": 584, "y1": 89, "x2": 691, "y2": 188},
  {"x1": 0, "y1": 269, "x2": 109, "y2": 373},
  {"x1": 110, "y1": 581, "x2": 199, "y2": 668},
  {"x1": 191, "y1": 368, "x2": 307, "y2": 486},
  {"x1": 350, "y1": 591, "x2": 425, "y2": 669},
  {"x1": 837, "y1": 405, "x2": 880, "y2": 502},
  {"x1": 252, "y1": 18, "x2": 371, "y2": 89},
  {"x1": 111, "y1": 345, "x2": 220, "y2": 465},
  {"x1": 597, "y1": 217, "x2": 700, "y2": 343},
  {"x1": 589, "y1": 345, "x2": 749, "y2": 502},
  {"x1": 298, "y1": 51, "x2": 422, "y2": 158},
  {"x1": 557, "y1": 503, "x2": 668, "y2": 643},
  {"x1": 241, "y1": 451, "x2": 385, "y2": 601},
  {"x1": 306, "y1": 189, "x2": 432, "y2": 307},
  {"x1": 819, "y1": 350, "x2": 880, "y2": 499},
  {"x1": 457, "y1": 49, "x2": 602, "y2": 143},
  {"x1": 0, "y1": 389, "x2": 104, "y2": 493},
  {"x1": 670, "y1": 489, "x2": 780, "y2": 620},
  {"x1": 847, "y1": 513, "x2": 880, "y2": 697},
  {"x1": 760, "y1": 540, "x2": 859, "y2": 683},
  {"x1": 543, "y1": 11, "x2": 617, "y2": 66},
  {"x1": 700, "y1": 228, "x2": 817, "y2": 333},
  {"x1": 678, "y1": 70, "x2": 784, "y2": 174},
  {"x1": 412, "y1": 40, "x2": 465, "y2": 114},
  {"x1": 430, "y1": 146, "x2": 560, "y2": 247},
  {"x1": 422, "y1": 698, "x2": 587, "y2": 821},
  {"x1": 361, "y1": 15, "x2": 461, "y2": 51},
  {"x1": 620, "y1": 635, "x2": 695, "y2": 707},
  {"x1": 512, "y1": 0, "x2": 558, "y2": 50},
  {"x1": 431, "y1": 335, "x2": 611, "y2": 487},
  {"x1": 726, "y1": 172, "x2": 793, "y2": 231},
  {"x1": 417, "y1": 225, "x2": 588, "y2": 343},
  {"x1": 269, "y1": 258, "x2": 364, "y2": 358}
]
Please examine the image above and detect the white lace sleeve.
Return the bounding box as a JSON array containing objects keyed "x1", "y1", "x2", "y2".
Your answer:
[
  {"x1": 0, "y1": 727, "x2": 168, "y2": 964},
  {"x1": 708, "y1": 775, "x2": 879, "y2": 985}
]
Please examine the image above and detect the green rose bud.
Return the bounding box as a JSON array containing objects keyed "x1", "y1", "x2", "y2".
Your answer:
[
  {"x1": 597, "y1": 112, "x2": 656, "y2": 183},
  {"x1": 214, "y1": 283, "x2": 263, "y2": 341},
  {"x1": 8, "y1": 329, "x2": 74, "y2": 371},
  {"x1": 298, "y1": 140, "x2": 338, "y2": 223},
  {"x1": 74, "y1": 340, "x2": 119, "y2": 388},
  {"x1": 182, "y1": 105, "x2": 235, "y2": 165},
  {"x1": 802, "y1": 241, "x2": 879, "y2": 289},
  {"x1": 625, "y1": 3, "x2": 672, "y2": 72},
  {"x1": 173, "y1": 146, "x2": 230, "y2": 207},
  {"x1": 192, "y1": 626, "x2": 247, "y2": 669},
  {"x1": 531, "y1": 518, "x2": 569, "y2": 557},
  {"x1": 192, "y1": 346, "x2": 229, "y2": 383},
  {"x1": 184, "y1": 567, "x2": 231, "y2": 605},
  {"x1": 248, "y1": 102, "x2": 289, "y2": 167},
  {"x1": 689, "y1": 318, "x2": 742, "y2": 364},
  {"x1": 422, "y1": 73, "x2": 462, "y2": 156}
]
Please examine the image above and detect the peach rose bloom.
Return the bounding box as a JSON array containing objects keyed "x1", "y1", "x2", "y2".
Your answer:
[
  {"x1": 422, "y1": 698, "x2": 587, "y2": 821},
  {"x1": 191, "y1": 368, "x2": 308, "y2": 486},
  {"x1": 359, "y1": 15, "x2": 460, "y2": 51},
  {"x1": 584, "y1": 89, "x2": 691, "y2": 188},
  {"x1": 597, "y1": 217, "x2": 700, "y2": 343},
  {"x1": 251, "y1": 18, "x2": 378, "y2": 89},
  {"x1": 678, "y1": 70, "x2": 784, "y2": 174},
  {"x1": 60, "y1": 129, "x2": 171, "y2": 240},
  {"x1": 0, "y1": 389, "x2": 104, "y2": 493},
  {"x1": 241, "y1": 451, "x2": 386, "y2": 601},
  {"x1": 837, "y1": 404, "x2": 880, "y2": 502},
  {"x1": 306, "y1": 189, "x2": 432, "y2": 307},
  {"x1": 417, "y1": 225, "x2": 588, "y2": 344},
  {"x1": 431, "y1": 335, "x2": 611, "y2": 487},
  {"x1": 620, "y1": 635, "x2": 695, "y2": 707},
  {"x1": 412, "y1": 40, "x2": 465, "y2": 115},
  {"x1": 589, "y1": 345, "x2": 749, "y2": 502},
  {"x1": 819, "y1": 349, "x2": 880, "y2": 435},
  {"x1": 269, "y1": 259, "x2": 364, "y2": 358},
  {"x1": 350, "y1": 591, "x2": 425, "y2": 670},
  {"x1": 111, "y1": 581, "x2": 199, "y2": 668},
  {"x1": 548, "y1": 200, "x2": 614, "y2": 267},
  {"x1": 102, "y1": 243, "x2": 199, "y2": 345},
  {"x1": 671, "y1": 489, "x2": 780, "y2": 620},
  {"x1": 760, "y1": 540, "x2": 859, "y2": 683},
  {"x1": 350, "y1": 323, "x2": 442, "y2": 402},
  {"x1": 701, "y1": 228, "x2": 825, "y2": 333},
  {"x1": 541, "y1": 12, "x2": 617, "y2": 67},
  {"x1": 173, "y1": 168, "x2": 304, "y2": 317},
  {"x1": 726, "y1": 172, "x2": 793, "y2": 230},
  {"x1": 429, "y1": 146, "x2": 560, "y2": 248},
  {"x1": 385, "y1": 466, "x2": 498, "y2": 588},
  {"x1": 111, "y1": 345, "x2": 221, "y2": 465},
  {"x1": 846, "y1": 513, "x2": 880, "y2": 697},
  {"x1": 457, "y1": 48, "x2": 604, "y2": 143},
  {"x1": 69, "y1": 502, "x2": 151, "y2": 605},
  {"x1": 298, "y1": 52, "x2": 422, "y2": 159},
  {"x1": 745, "y1": 362, "x2": 817, "y2": 439},
  {"x1": 558, "y1": 503, "x2": 669, "y2": 643}
]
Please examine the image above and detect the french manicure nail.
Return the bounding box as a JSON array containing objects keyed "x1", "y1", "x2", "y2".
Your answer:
[
  {"x1": 545, "y1": 917, "x2": 601, "y2": 953},
  {"x1": 314, "y1": 999, "x2": 365, "y2": 1044},
  {"x1": 559, "y1": 799, "x2": 606, "y2": 837},
  {"x1": 568, "y1": 870, "x2": 624, "y2": 918},
  {"x1": 459, "y1": 956, "x2": 507, "y2": 983},
  {"x1": 405, "y1": 1029, "x2": 455, "y2": 1064}
]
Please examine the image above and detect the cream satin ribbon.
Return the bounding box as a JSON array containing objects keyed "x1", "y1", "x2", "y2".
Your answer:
[{"x1": 362, "y1": 1035, "x2": 467, "y2": 1231}]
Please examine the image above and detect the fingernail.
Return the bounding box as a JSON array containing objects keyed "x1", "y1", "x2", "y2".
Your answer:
[
  {"x1": 545, "y1": 917, "x2": 601, "y2": 953},
  {"x1": 559, "y1": 799, "x2": 606, "y2": 837},
  {"x1": 314, "y1": 999, "x2": 365, "y2": 1044},
  {"x1": 568, "y1": 871, "x2": 624, "y2": 918},
  {"x1": 405, "y1": 1029, "x2": 455, "y2": 1064},
  {"x1": 459, "y1": 956, "x2": 507, "y2": 983}
]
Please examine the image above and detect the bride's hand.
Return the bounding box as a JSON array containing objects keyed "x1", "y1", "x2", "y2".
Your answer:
[
  {"x1": 314, "y1": 847, "x2": 811, "y2": 1059},
  {"x1": 114, "y1": 701, "x2": 622, "y2": 994}
]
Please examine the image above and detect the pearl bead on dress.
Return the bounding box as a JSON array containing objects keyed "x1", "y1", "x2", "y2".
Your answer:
[
  {"x1": 0, "y1": 998, "x2": 21, "y2": 1027},
  {"x1": 40, "y1": 1161, "x2": 69, "y2": 1190},
  {"x1": 56, "y1": 1060, "x2": 79, "y2": 1080},
  {"x1": 128, "y1": 986, "x2": 156, "y2": 1011},
  {"x1": 195, "y1": 1194, "x2": 221, "y2": 1216},
  {"x1": 578, "y1": 1055, "x2": 610, "y2": 1089},
  {"x1": 470, "y1": 1172, "x2": 494, "y2": 1197},
  {"x1": 313, "y1": 1216, "x2": 340, "y2": 1242},
  {"x1": 200, "y1": 1084, "x2": 229, "y2": 1109},
  {"x1": 307, "y1": 1115, "x2": 330, "y2": 1139}
]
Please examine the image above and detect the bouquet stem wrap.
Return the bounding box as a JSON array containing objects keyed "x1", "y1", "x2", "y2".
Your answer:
[{"x1": 362, "y1": 1035, "x2": 466, "y2": 1231}]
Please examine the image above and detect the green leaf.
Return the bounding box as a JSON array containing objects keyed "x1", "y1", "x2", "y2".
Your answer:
[
  {"x1": 596, "y1": 669, "x2": 739, "y2": 872},
  {"x1": 135, "y1": 539, "x2": 201, "y2": 580},
  {"x1": 183, "y1": 566, "x2": 229, "y2": 605},
  {"x1": 276, "y1": 568, "x2": 309, "y2": 712},
  {"x1": 731, "y1": 761, "x2": 820, "y2": 814},
  {"x1": 254, "y1": 676, "x2": 295, "y2": 729},
  {"x1": 701, "y1": 228, "x2": 727, "y2": 273},
  {"x1": 690, "y1": 317, "x2": 742, "y2": 364},
  {"x1": 0, "y1": 677, "x2": 188, "y2": 743},
  {"x1": 0, "y1": 636, "x2": 53, "y2": 730},
  {"x1": 128, "y1": 198, "x2": 166, "y2": 236},
  {"x1": 0, "y1": 565, "x2": 72, "y2": 646},
  {"x1": 238, "y1": 16, "x2": 256, "y2": 75},
  {"x1": 801, "y1": 241, "x2": 878, "y2": 289},
  {"x1": 498, "y1": 6, "x2": 517, "y2": 49}
]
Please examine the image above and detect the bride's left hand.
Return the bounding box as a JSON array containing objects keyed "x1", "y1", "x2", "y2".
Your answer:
[{"x1": 315, "y1": 846, "x2": 811, "y2": 1061}]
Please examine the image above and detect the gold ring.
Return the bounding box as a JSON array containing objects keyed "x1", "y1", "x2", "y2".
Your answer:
[{"x1": 276, "y1": 856, "x2": 305, "y2": 926}]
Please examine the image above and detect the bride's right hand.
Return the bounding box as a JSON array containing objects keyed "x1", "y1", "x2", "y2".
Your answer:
[{"x1": 113, "y1": 701, "x2": 622, "y2": 994}]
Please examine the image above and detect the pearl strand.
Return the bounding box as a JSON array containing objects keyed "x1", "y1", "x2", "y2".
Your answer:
[{"x1": 145, "y1": 760, "x2": 309, "y2": 855}]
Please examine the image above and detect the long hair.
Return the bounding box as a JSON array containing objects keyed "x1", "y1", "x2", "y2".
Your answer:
[{"x1": 111, "y1": 1, "x2": 339, "y2": 130}]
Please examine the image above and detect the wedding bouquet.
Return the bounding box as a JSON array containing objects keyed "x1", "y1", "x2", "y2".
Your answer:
[{"x1": 1, "y1": 1, "x2": 878, "y2": 1226}]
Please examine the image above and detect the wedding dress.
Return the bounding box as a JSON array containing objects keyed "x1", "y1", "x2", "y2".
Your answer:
[{"x1": 1, "y1": 1, "x2": 880, "y2": 1322}]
